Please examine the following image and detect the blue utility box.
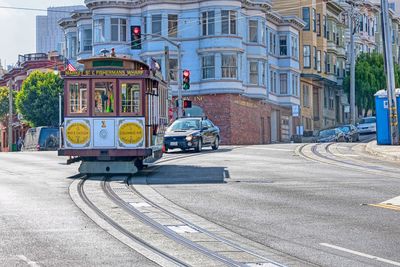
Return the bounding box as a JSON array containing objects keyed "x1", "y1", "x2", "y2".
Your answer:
[{"x1": 374, "y1": 90, "x2": 400, "y2": 145}]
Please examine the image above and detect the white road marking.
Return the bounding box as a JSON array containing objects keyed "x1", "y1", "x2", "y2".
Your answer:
[
  {"x1": 382, "y1": 196, "x2": 400, "y2": 206},
  {"x1": 17, "y1": 255, "x2": 41, "y2": 267},
  {"x1": 320, "y1": 243, "x2": 400, "y2": 266},
  {"x1": 129, "y1": 202, "x2": 152, "y2": 208},
  {"x1": 167, "y1": 225, "x2": 198, "y2": 234}
]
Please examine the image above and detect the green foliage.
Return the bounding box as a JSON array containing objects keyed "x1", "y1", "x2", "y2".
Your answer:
[
  {"x1": 16, "y1": 71, "x2": 63, "y2": 127},
  {"x1": 0, "y1": 86, "x2": 16, "y2": 122},
  {"x1": 343, "y1": 52, "x2": 400, "y2": 117}
]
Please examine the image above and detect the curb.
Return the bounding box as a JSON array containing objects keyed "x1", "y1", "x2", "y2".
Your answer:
[{"x1": 365, "y1": 141, "x2": 400, "y2": 162}]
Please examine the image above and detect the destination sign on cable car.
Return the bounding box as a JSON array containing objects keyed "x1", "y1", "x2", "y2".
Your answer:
[{"x1": 63, "y1": 69, "x2": 147, "y2": 77}]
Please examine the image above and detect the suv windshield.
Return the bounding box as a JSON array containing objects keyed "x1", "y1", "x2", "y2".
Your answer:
[
  {"x1": 359, "y1": 117, "x2": 376, "y2": 124},
  {"x1": 168, "y1": 119, "x2": 201, "y2": 131}
]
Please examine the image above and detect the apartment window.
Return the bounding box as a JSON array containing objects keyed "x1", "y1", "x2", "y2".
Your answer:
[
  {"x1": 221, "y1": 54, "x2": 237, "y2": 78},
  {"x1": 202, "y1": 55, "x2": 215, "y2": 79},
  {"x1": 93, "y1": 19, "x2": 105, "y2": 43},
  {"x1": 269, "y1": 32, "x2": 276, "y2": 54},
  {"x1": 83, "y1": 29, "x2": 92, "y2": 51},
  {"x1": 168, "y1": 14, "x2": 178, "y2": 38},
  {"x1": 303, "y1": 7, "x2": 310, "y2": 31},
  {"x1": 292, "y1": 74, "x2": 298, "y2": 96},
  {"x1": 279, "y1": 35, "x2": 287, "y2": 56},
  {"x1": 312, "y1": 8, "x2": 316, "y2": 32},
  {"x1": 327, "y1": 54, "x2": 331, "y2": 73},
  {"x1": 324, "y1": 88, "x2": 328, "y2": 108},
  {"x1": 67, "y1": 36, "x2": 77, "y2": 59},
  {"x1": 329, "y1": 88, "x2": 334, "y2": 110},
  {"x1": 313, "y1": 46, "x2": 317, "y2": 70},
  {"x1": 222, "y1": 10, "x2": 237, "y2": 35},
  {"x1": 303, "y1": 45, "x2": 311, "y2": 68},
  {"x1": 270, "y1": 70, "x2": 277, "y2": 93},
  {"x1": 317, "y1": 14, "x2": 321, "y2": 36},
  {"x1": 280, "y1": 73, "x2": 288, "y2": 94},
  {"x1": 249, "y1": 20, "x2": 258, "y2": 43},
  {"x1": 317, "y1": 50, "x2": 321, "y2": 72},
  {"x1": 323, "y1": 15, "x2": 327, "y2": 38},
  {"x1": 324, "y1": 51, "x2": 327, "y2": 73},
  {"x1": 261, "y1": 63, "x2": 266, "y2": 85},
  {"x1": 261, "y1": 22, "x2": 266, "y2": 45},
  {"x1": 168, "y1": 58, "x2": 178, "y2": 81},
  {"x1": 152, "y1": 14, "x2": 162, "y2": 35},
  {"x1": 111, "y1": 18, "x2": 126, "y2": 42},
  {"x1": 202, "y1": 11, "x2": 215, "y2": 36},
  {"x1": 303, "y1": 84, "x2": 310, "y2": 107},
  {"x1": 291, "y1": 36, "x2": 298, "y2": 59},
  {"x1": 249, "y1": 62, "x2": 258, "y2": 85}
]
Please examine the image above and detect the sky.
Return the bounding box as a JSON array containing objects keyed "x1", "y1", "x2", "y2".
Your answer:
[{"x1": 0, "y1": 0, "x2": 84, "y2": 68}]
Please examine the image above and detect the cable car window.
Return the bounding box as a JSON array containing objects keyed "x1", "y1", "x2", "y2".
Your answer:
[
  {"x1": 120, "y1": 83, "x2": 141, "y2": 115},
  {"x1": 94, "y1": 81, "x2": 115, "y2": 115},
  {"x1": 69, "y1": 82, "x2": 88, "y2": 114}
]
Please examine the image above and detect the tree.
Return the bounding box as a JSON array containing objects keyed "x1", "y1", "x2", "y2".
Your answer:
[
  {"x1": 0, "y1": 86, "x2": 16, "y2": 123},
  {"x1": 343, "y1": 52, "x2": 400, "y2": 117},
  {"x1": 16, "y1": 71, "x2": 63, "y2": 127}
]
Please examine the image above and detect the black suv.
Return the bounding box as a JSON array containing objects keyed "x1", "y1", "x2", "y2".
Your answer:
[{"x1": 164, "y1": 117, "x2": 220, "y2": 152}]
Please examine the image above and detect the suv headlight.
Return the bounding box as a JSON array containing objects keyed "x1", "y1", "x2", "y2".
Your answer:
[{"x1": 186, "y1": 135, "x2": 193, "y2": 141}]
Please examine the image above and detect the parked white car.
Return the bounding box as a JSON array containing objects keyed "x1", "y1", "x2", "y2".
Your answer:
[{"x1": 357, "y1": 117, "x2": 376, "y2": 134}]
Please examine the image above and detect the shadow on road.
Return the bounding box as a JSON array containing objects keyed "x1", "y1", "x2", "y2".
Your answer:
[{"x1": 132, "y1": 165, "x2": 228, "y2": 185}]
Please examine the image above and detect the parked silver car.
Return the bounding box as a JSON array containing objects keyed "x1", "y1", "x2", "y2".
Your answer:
[{"x1": 357, "y1": 117, "x2": 376, "y2": 134}]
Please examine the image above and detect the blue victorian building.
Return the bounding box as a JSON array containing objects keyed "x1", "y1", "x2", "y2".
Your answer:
[{"x1": 59, "y1": 0, "x2": 304, "y2": 144}]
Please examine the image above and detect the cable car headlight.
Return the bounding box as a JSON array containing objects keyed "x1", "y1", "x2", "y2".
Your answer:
[{"x1": 186, "y1": 135, "x2": 193, "y2": 141}]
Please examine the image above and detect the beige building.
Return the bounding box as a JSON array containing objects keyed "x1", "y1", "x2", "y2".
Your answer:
[{"x1": 273, "y1": 0, "x2": 346, "y2": 132}]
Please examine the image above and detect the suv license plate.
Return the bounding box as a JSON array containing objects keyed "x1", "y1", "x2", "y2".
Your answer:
[{"x1": 170, "y1": 142, "x2": 178, "y2": 146}]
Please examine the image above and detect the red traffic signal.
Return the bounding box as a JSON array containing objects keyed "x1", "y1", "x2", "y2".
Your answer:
[
  {"x1": 131, "y1": 26, "x2": 141, "y2": 49},
  {"x1": 183, "y1": 69, "x2": 190, "y2": 90},
  {"x1": 133, "y1": 26, "x2": 140, "y2": 35}
]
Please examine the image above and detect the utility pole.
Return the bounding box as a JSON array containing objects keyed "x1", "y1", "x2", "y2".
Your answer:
[
  {"x1": 8, "y1": 84, "x2": 13, "y2": 152},
  {"x1": 346, "y1": 0, "x2": 360, "y2": 125},
  {"x1": 381, "y1": 0, "x2": 399, "y2": 145}
]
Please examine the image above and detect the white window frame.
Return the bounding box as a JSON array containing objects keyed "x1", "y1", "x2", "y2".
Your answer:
[
  {"x1": 249, "y1": 20, "x2": 258, "y2": 43},
  {"x1": 202, "y1": 11, "x2": 215, "y2": 36},
  {"x1": 221, "y1": 10, "x2": 237, "y2": 35},
  {"x1": 221, "y1": 54, "x2": 237, "y2": 79},
  {"x1": 111, "y1": 18, "x2": 127, "y2": 42},
  {"x1": 93, "y1": 18, "x2": 105, "y2": 43},
  {"x1": 249, "y1": 61, "x2": 259, "y2": 85},
  {"x1": 202, "y1": 55, "x2": 215, "y2": 79}
]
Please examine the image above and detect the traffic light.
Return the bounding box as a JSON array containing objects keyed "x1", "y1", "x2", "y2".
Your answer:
[
  {"x1": 183, "y1": 70, "x2": 190, "y2": 90},
  {"x1": 131, "y1": 26, "x2": 141, "y2": 50},
  {"x1": 183, "y1": 100, "x2": 192, "y2": 108}
]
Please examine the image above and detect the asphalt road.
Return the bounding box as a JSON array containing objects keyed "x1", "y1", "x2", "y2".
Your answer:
[
  {"x1": 1, "y1": 135, "x2": 399, "y2": 267},
  {"x1": 0, "y1": 152, "x2": 159, "y2": 267}
]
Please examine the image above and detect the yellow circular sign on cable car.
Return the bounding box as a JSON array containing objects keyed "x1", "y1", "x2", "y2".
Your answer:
[
  {"x1": 119, "y1": 122, "x2": 143, "y2": 145},
  {"x1": 66, "y1": 122, "x2": 90, "y2": 145}
]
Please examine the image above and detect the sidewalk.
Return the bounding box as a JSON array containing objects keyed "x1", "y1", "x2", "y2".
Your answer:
[{"x1": 366, "y1": 141, "x2": 400, "y2": 161}]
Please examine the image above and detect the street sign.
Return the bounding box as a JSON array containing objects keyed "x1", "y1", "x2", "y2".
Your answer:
[{"x1": 292, "y1": 105, "x2": 300, "y2": 117}]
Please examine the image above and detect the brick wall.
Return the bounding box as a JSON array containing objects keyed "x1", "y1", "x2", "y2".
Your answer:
[{"x1": 181, "y1": 94, "x2": 291, "y2": 145}]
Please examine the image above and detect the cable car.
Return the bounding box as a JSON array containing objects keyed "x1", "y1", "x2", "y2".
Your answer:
[{"x1": 58, "y1": 52, "x2": 169, "y2": 174}]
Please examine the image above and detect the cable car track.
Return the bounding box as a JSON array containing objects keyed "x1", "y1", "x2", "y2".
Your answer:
[
  {"x1": 297, "y1": 143, "x2": 399, "y2": 178},
  {"x1": 76, "y1": 178, "x2": 188, "y2": 267},
  {"x1": 73, "y1": 151, "x2": 291, "y2": 266}
]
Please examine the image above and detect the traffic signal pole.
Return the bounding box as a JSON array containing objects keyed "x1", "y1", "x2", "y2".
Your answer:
[{"x1": 8, "y1": 85, "x2": 13, "y2": 152}]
